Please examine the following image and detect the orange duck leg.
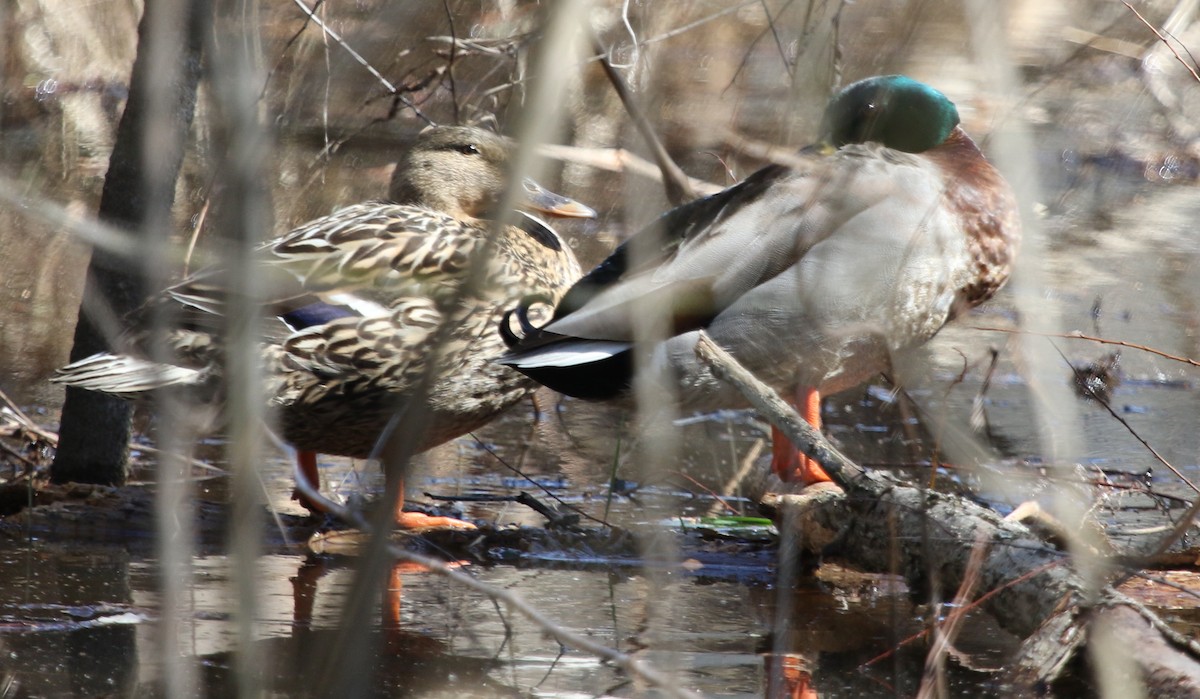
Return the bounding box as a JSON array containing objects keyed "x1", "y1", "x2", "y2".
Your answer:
[
  {"x1": 768, "y1": 387, "x2": 834, "y2": 485},
  {"x1": 293, "y1": 450, "x2": 476, "y2": 530}
]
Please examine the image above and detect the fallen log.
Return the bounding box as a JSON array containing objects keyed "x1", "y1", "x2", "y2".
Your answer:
[{"x1": 694, "y1": 331, "x2": 1200, "y2": 696}]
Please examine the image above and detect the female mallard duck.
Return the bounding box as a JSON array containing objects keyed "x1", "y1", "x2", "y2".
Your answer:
[
  {"x1": 55, "y1": 125, "x2": 594, "y2": 528},
  {"x1": 499, "y1": 75, "x2": 1020, "y2": 485}
]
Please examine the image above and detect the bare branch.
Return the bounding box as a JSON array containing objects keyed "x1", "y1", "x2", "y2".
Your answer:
[
  {"x1": 1124, "y1": 1, "x2": 1200, "y2": 84},
  {"x1": 693, "y1": 331, "x2": 866, "y2": 487},
  {"x1": 1050, "y1": 341, "x2": 1198, "y2": 495},
  {"x1": 289, "y1": 0, "x2": 435, "y2": 125},
  {"x1": 538, "y1": 142, "x2": 722, "y2": 194},
  {"x1": 281, "y1": 436, "x2": 703, "y2": 699},
  {"x1": 589, "y1": 32, "x2": 697, "y2": 206},
  {"x1": 970, "y1": 325, "x2": 1200, "y2": 368}
]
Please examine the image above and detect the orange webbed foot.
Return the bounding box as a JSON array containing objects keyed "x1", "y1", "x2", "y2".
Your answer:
[
  {"x1": 769, "y1": 387, "x2": 834, "y2": 486},
  {"x1": 292, "y1": 450, "x2": 328, "y2": 514},
  {"x1": 393, "y1": 511, "x2": 478, "y2": 531}
]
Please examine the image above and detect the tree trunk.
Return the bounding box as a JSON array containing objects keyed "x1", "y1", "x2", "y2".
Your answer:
[{"x1": 51, "y1": 0, "x2": 207, "y2": 485}]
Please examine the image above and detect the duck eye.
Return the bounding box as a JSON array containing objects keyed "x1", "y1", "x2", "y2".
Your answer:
[{"x1": 456, "y1": 143, "x2": 481, "y2": 155}]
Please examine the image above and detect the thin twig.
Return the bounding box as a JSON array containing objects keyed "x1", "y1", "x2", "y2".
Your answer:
[
  {"x1": 0, "y1": 439, "x2": 41, "y2": 471},
  {"x1": 636, "y1": 1, "x2": 759, "y2": 48},
  {"x1": 1112, "y1": 493, "x2": 1200, "y2": 583},
  {"x1": 917, "y1": 531, "x2": 991, "y2": 698},
  {"x1": 1049, "y1": 340, "x2": 1198, "y2": 495},
  {"x1": 723, "y1": 0, "x2": 802, "y2": 95},
  {"x1": 538, "y1": 143, "x2": 722, "y2": 194},
  {"x1": 693, "y1": 331, "x2": 865, "y2": 487},
  {"x1": 286, "y1": 442, "x2": 701, "y2": 699},
  {"x1": 970, "y1": 325, "x2": 1200, "y2": 368},
  {"x1": 676, "y1": 471, "x2": 743, "y2": 516},
  {"x1": 1124, "y1": 1, "x2": 1200, "y2": 84},
  {"x1": 440, "y1": 0, "x2": 460, "y2": 123},
  {"x1": 860, "y1": 560, "x2": 1063, "y2": 669},
  {"x1": 394, "y1": 544, "x2": 703, "y2": 699},
  {"x1": 0, "y1": 390, "x2": 54, "y2": 443},
  {"x1": 758, "y1": 0, "x2": 792, "y2": 80},
  {"x1": 470, "y1": 435, "x2": 615, "y2": 529},
  {"x1": 262, "y1": 0, "x2": 327, "y2": 101},
  {"x1": 707, "y1": 437, "x2": 765, "y2": 517},
  {"x1": 0, "y1": 175, "x2": 139, "y2": 258},
  {"x1": 589, "y1": 32, "x2": 696, "y2": 205},
  {"x1": 288, "y1": 0, "x2": 433, "y2": 124},
  {"x1": 1103, "y1": 590, "x2": 1200, "y2": 658},
  {"x1": 424, "y1": 490, "x2": 581, "y2": 527},
  {"x1": 1, "y1": 387, "x2": 225, "y2": 476}
]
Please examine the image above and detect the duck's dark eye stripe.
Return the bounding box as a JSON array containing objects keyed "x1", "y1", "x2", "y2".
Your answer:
[{"x1": 457, "y1": 143, "x2": 481, "y2": 155}]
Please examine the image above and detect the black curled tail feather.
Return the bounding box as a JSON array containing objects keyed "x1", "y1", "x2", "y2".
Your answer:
[
  {"x1": 497, "y1": 293, "x2": 635, "y2": 401},
  {"x1": 499, "y1": 293, "x2": 556, "y2": 349}
]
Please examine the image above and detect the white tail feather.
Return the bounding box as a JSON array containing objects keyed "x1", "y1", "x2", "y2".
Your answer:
[
  {"x1": 52, "y1": 354, "x2": 203, "y2": 397},
  {"x1": 498, "y1": 340, "x2": 630, "y2": 369}
]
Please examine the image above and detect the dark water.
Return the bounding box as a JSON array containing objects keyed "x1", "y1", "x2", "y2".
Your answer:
[{"x1": 3, "y1": 1, "x2": 1200, "y2": 696}]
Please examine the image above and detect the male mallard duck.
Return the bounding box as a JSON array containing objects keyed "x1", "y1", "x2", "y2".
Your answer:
[
  {"x1": 499, "y1": 75, "x2": 1020, "y2": 485},
  {"x1": 55, "y1": 125, "x2": 594, "y2": 528}
]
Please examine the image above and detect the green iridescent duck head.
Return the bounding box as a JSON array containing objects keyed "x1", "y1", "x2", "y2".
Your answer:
[{"x1": 820, "y1": 75, "x2": 960, "y2": 154}]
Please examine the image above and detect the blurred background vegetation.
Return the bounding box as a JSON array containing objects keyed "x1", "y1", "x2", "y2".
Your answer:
[{"x1": 1, "y1": 1, "x2": 1200, "y2": 696}]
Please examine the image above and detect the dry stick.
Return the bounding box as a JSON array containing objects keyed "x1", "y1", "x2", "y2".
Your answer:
[
  {"x1": 288, "y1": 0, "x2": 432, "y2": 125},
  {"x1": 589, "y1": 33, "x2": 696, "y2": 206},
  {"x1": 861, "y1": 560, "x2": 1063, "y2": 671},
  {"x1": 1103, "y1": 590, "x2": 1200, "y2": 657},
  {"x1": 394, "y1": 545, "x2": 703, "y2": 699},
  {"x1": 676, "y1": 471, "x2": 744, "y2": 516},
  {"x1": 1040, "y1": 340, "x2": 1200, "y2": 567},
  {"x1": 181, "y1": 194, "x2": 211, "y2": 275},
  {"x1": 263, "y1": 0, "x2": 327, "y2": 102},
  {"x1": 693, "y1": 332, "x2": 866, "y2": 488},
  {"x1": 1124, "y1": 570, "x2": 1200, "y2": 609},
  {"x1": 439, "y1": 0, "x2": 460, "y2": 124},
  {"x1": 977, "y1": 326, "x2": 1200, "y2": 556},
  {"x1": 422, "y1": 490, "x2": 576, "y2": 526},
  {"x1": 288, "y1": 456, "x2": 703, "y2": 699},
  {"x1": 289, "y1": 0, "x2": 395, "y2": 91},
  {"x1": 917, "y1": 531, "x2": 990, "y2": 699},
  {"x1": 707, "y1": 438, "x2": 766, "y2": 517},
  {"x1": 971, "y1": 325, "x2": 1200, "y2": 369},
  {"x1": 468, "y1": 435, "x2": 615, "y2": 529},
  {"x1": 693, "y1": 331, "x2": 1081, "y2": 631},
  {"x1": 0, "y1": 386, "x2": 225, "y2": 476},
  {"x1": 1020, "y1": 336, "x2": 1200, "y2": 581},
  {"x1": 0, "y1": 440, "x2": 41, "y2": 471},
  {"x1": 1114, "y1": 493, "x2": 1200, "y2": 585},
  {"x1": 1124, "y1": 1, "x2": 1200, "y2": 84},
  {"x1": 0, "y1": 175, "x2": 139, "y2": 258},
  {"x1": 1047, "y1": 341, "x2": 1199, "y2": 494},
  {"x1": 0, "y1": 390, "x2": 57, "y2": 445},
  {"x1": 538, "y1": 143, "x2": 723, "y2": 195},
  {"x1": 636, "y1": 1, "x2": 759, "y2": 48},
  {"x1": 692, "y1": 338, "x2": 1200, "y2": 688}
]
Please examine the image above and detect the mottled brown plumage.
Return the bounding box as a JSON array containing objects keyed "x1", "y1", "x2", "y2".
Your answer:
[
  {"x1": 55, "y1": 126, "x2": 593, "y2": 498},
  {"x1": 925, "y1": 128, "x2": 1019, "y2": 313}
]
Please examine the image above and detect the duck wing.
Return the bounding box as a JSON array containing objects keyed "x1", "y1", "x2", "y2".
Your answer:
[
  {"x1": 55, "y1": 202, "x2": 488, "y2": 394},
  {"x1": 549, "y1": 164, "x2": 789, "y2": 331},
  {"x1": 500, "y1": 145, "x2": 954, "y2": 397},
  {"x1": 166, "y1": 201, "x2": 486, "y2": 329}
]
